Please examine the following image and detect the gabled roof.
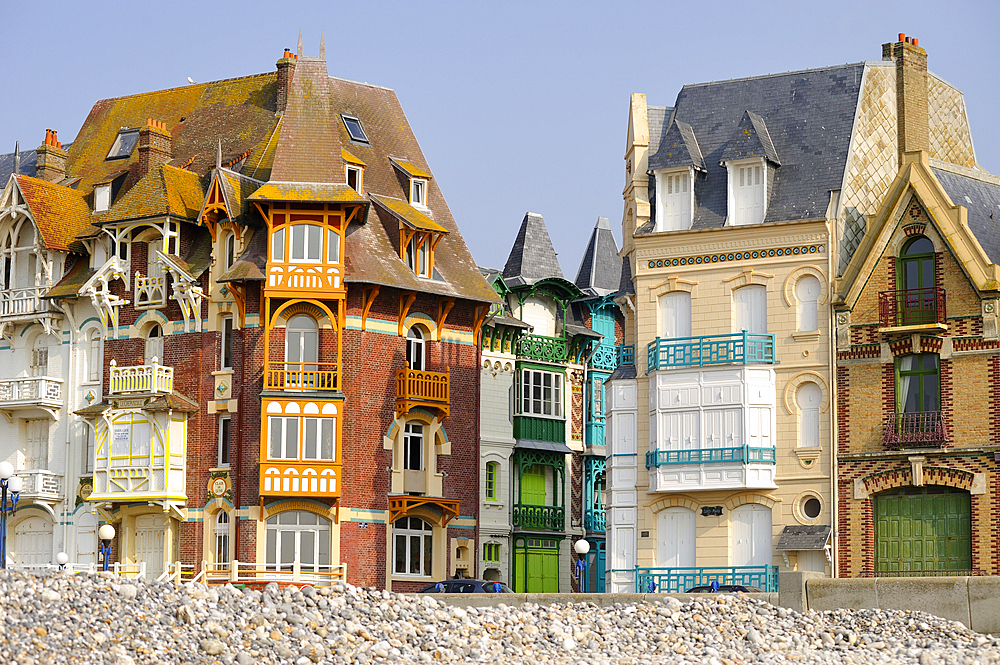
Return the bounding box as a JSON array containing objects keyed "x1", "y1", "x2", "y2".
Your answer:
[
  {"x1": 219, "y1": 227, "x2": 266, "y2": 283},
  {"x1": 719, "y1": 110, "x2": 780, "y2": 166},
  {"x1": 218, "y1": 169, "x2": 264, "y2": 225},
  {"x1": 389, "y1": 157, "x2": 431, "y2": 179},
  {"x1": 248, "y1": 181, "x2": 363, "y2": 203},
  {"x1": 14, "y1": 175, "x2": 92, "y2": 251},
  {"x1": 574, "y1": 217, "x2": 621, "y2": 297},
  {"x1": 370, "y1": 194, "x2": 448, "y2": 233},
  {"x1": 648, "y1": 119, "x2": 705, "y2": 172},
  {"x1": 99, "y1": 164, "x2": 203, "y2": 223},
  {"x1": 44, "y1": 256, "x2": 92, "y2": 299},
  {"x1": 502, "y1": 212, "x2": 563, "y2": 287},
  {"x1": 341, "y1": 148, "x2": 365, "y2": 166}
]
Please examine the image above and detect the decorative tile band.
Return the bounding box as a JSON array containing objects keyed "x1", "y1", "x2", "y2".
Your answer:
[{"x1": 647, "y1": 244, "x2": 824, "y2": 269}]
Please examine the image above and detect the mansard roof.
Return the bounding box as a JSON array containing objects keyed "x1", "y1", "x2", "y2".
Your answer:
[
  {"x1": 718, "y1": 110, "x2": 780, "y2": 166},
  {"x1": 574, "y1": 217, "x2": 621, "y2": 297},
  {"x1": 502, "y1": 212, "x2": 563, "y2": 287},
  {"x1": 648, "y1": 119, "x2": 705, "y2": 172}
]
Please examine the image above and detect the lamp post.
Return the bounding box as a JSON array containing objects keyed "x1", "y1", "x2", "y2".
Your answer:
[
  {"x1": 98, "y1": 524, "x2": 116, "y2": 573},
  {"x1": 55, "y1": 552, "x2": 69, "y2": 571},
  {"x1": 0, "y1": 461, "x2": 22, "y2": 569},
  {"x1": 574, "y1": 538, "x2": 590, "y2": 592}
]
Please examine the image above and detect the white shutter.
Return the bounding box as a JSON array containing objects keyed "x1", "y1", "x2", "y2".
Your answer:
[
  {"x1": 659, "y1": 292, "x2": 692, "y2": 339},
  {"x1": 796, "y1": 276, "x2": 820, "y2": 332},
  {"x1": 661, "y1": 171, "x2": 692, "y2": 231},
  {"x1": 797, "y1": 383, "x2": 822, "y2": 447},
  {"x1": 657, "y1": 507, "x2": 696, "y2": 568},
  {"x1": 732, "y1": 504, "x2": 772, "y2": 567},
  {"x1": 735, "y1": 285, "x2": 767, "y2": 334},
  {"x1": 732, "y1": 162, "x2": 765, "y2": 226}
]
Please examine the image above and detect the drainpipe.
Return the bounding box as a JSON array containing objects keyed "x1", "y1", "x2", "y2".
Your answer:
[{"x1": 59, "y1": 298, "x2": 76, "y2": 561}]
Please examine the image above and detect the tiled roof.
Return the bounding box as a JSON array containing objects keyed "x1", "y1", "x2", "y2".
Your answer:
[
  {"x1": 932, "y1": 164, "x2": 1000, "y2": 266},
  {"x1": 248, "y1": 181, "x2": 363, "y2": 203},
  {"x1": 43, "y1": 256, "x2": 92, "y2": 299},
  {"x1": 648, "y1": 119, "x2": 705, "y2": 172},
  {"x1": 370, "y1": 195, "x2": 448, "y2": 234},
  {"x1": 574, "y1": 217, "x2": 621, "y2": 297},
  {"x1": 718, "y1": 110, "x2": 781, "y2": 166},
  {"x1": 14, "y1": 175, "x2": 92, "y2": 251},
  {"x1": 218, "y1": 169, "x2": 265, "y2": 226},
  {"x1": 100, "y1": 164, "x2": 204, "y2": 223},
  {"x1": 244, "y1": 117, "x2": 282, "y2": 182},
  {"x1": 270, "y1": 58, "x2": 342, "y2": 183},
  {"x1": 389, "y1": 157, "x2": 431, "y2": 179},
  {"x1": 219, "y1": 227, "x2": 266, "y2": 283},
  {"x1": 776, "y1": 525, "x2": 831, "y2": 551},
  {"x1": 341, "y1": 148, "x2": 365, "y2": 166},
  {"x1": 502, "y1": 212, "x2": 563, "y2": 287}
]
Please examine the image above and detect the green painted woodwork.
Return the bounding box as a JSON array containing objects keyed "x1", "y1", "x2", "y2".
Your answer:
[
  {"x1": 513, "y1": 415, "x2": 565, "y2": 442},
  {"x1": 513, "y1": 537, "x2": 560, "y2": 593},
  {"x1": 520, "y1": 465, "x2": 547, "y2": 505},
  {"x1": 875, "y1": 486, "x2": 971, "y2": 573},
  {"x1": 898, "y1": 236, "x2": 937, "y2": 326}
]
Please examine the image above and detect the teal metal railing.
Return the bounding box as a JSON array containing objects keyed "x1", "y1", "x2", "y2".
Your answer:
[
  {"x1": 515, "y1": 334, "x2": 570, "y2": 363},
  {"x1": 619, "y1": 344, "x2": 635, "y2": 365},
  {"x1": 636, "y1": 565, "x2": 778, "y2": 593},
  {"x1": 647, "y1": 332, "x2": 775, "y2": 372},
  {"x1": 645, "y1": 446, "x2": 777, "y2": 468},
  {"x1": 589, "y1": 343, "x2": 619, "y2": 371},
  {"x1": 584, "y1": 508, "x2": 606, "y2": 533},
  {"x1": 512, "y1": 504, "x2": 565, "y2": 531}
]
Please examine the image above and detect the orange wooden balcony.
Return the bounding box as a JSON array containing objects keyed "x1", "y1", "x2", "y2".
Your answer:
[
  {"x1": 260, "y1": 462, "x2": 341, "y2": 498},
  {"x1": 264, "y1": 362, "x2": 340, "y2": 392},
  {"x1": 396, "y1": 367, "x2": 450, "y2": 419}
]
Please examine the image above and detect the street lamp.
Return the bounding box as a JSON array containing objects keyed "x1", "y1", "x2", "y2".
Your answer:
[
  {"x1": 574, "y1": 538, "x2": 590, "y2": 591},
  {"x1": 0, "y1": 461, "x2": 22, "y2": 570},
  {"x1": 98, "y1": 524, "x2": 116, "y2": 572},
  {"x1": 55, "y1": 552, "x2": 69, "y2": 571}
]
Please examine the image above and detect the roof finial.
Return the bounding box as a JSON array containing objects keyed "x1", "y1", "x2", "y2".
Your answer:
[
  {"x1": 13, "y1": 141, "x2": 19, "y2": 175},
  {"x1": 216, "y1": 140, "x2": 222, "y2": 170},
  {"x1": 297, "y1": 31, "x2": 303, "y2": 58},
  {"x1": 320, "y1": 31, "x2": 325, "y2": 60}
]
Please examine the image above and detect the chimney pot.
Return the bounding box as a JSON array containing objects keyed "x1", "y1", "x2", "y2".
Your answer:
[
  {"x1": 899, "y1": 32, "x2": 905, "y2": 42},
  {"x1": 36, "y1": 129, "x2": 68, "y2": 181},
  {"x1": 913, "y1": 37, "x2": 918, "y2": 47}
]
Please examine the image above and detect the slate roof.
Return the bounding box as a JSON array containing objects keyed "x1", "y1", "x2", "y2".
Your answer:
[
  {"x1": 389, "y1": 157, "x2": 431, "y2": 179},
  {"x1": 502, "y1": 212, "x2": 563, "y2": 287},
  {"x1": 574, "y1": 217, "x2": 621, "y2": 297},
  {"x1": 615, "y1": 256, "x2": 635, "y2": 297},
  {"x1": 646, "y1": 64, "x2": 866, "y2": 230},
  {"x1": 776, "y1": 525, "x2": 831, "y2": 551},
  {"x1": 649, "y1": 120, "x2": 705, "y2": 172},
  {"x1": 718, "y1": 110, "x2": 780, "y2": 166},
  {"x1": 0, "y1": 148, "x2": 37, "y2": 181},
  {"x1": 218, "y1": 227, "x2": 266, "y2": 282},
  {"x1": 270, "y1": 57, "x2": 342, "y2": 183},
  {"x1": 217, "y1": 169, "x2": 265, "y2": 226},
  {"x1": 931, "y1": 166, "x2": 1000, "y2": 266},
  {"x1": 647, "y1": 106, "x2": 670, "y2": 155},
  {"x1": 14, "y1": 175, "x2": 92, "y2": 251},
  {"x1": 44, "y1": 256, "x2": 92, "y2": 299}
]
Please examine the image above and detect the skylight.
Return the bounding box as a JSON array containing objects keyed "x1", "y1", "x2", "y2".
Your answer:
[
  {"x1": 106, "y1": 129, "x2": 140, "y2": 160},
  {"x1": 342, "y1": 115, "x2": 369, "y2": 143}
]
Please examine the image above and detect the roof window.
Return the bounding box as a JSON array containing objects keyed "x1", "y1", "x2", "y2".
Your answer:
[
  {"x1": 342, "y1": 115, "x2": 369, "y2": 143},
  {"x1": 106, "y1": 129, "x2": 140, "y2": 160}
]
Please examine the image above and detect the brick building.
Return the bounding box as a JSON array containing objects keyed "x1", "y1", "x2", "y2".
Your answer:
[
  {"x1": 834, "y1": 36, "x2": 1000, "y2": 577},
  {"x1": 4, "y1": 40, "x2": 497, "y2": 588}
]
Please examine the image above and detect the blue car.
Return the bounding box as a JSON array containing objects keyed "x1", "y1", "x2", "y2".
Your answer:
[{"x1": 418, "y1": 580, "x2": 513, "y2": 593}]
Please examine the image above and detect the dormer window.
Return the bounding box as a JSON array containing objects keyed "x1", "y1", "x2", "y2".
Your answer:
[
  {"x1": 106, "y1": 129, "x2": 139, "y2": 160},
  {"x1": 342, "y1": 115, "x2": 369, "y2": 143},
  {"x1": 654, "y1": 168, "x2": 693, "y2": 231},
  {"x1": 410, "y1": 179, "x2": 426, "y2": 207},
  {"x1": 727, "y1": 159, "x2": 766, "y2": 226},
  {"x1": 346, "y1": 165, "x2": 362, "y2": 192},
  {"x1": 407, "y1": 234, "x2": 431, "y2": 278},
  {"x1": 94, "y1": 185, "x2": 111, "y2": 212},
  {"x1": 390, "y1": 158, "x2": 432, "y2": 210}
]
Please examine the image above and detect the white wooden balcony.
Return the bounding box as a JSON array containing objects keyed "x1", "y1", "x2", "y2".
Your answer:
[
  {"x1": 108, "y1": 358, "x2": 173, "y2": 394},
  {"x1": 134, "y1": 270, "x2": 167, "y2": 309},
  {"x1": 0, "y1": 286, "x2": 52, "y2": 318},
  {"x1": 0, "y1": 376, "x2": 62, "y2": 419},
  {"x1": 18, "y1": 469, "x2": 63, "y2": 502}
]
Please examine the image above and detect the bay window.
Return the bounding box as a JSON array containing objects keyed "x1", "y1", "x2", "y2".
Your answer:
[{"x1": 520, "y1": 369, "x2": 563, "y2": 418}]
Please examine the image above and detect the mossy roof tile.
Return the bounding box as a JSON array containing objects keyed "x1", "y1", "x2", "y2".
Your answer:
[{"x1": 14, "y1": 175, "x2": 92, "y2": 251}]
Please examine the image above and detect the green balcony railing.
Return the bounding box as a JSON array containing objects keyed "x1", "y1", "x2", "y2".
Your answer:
[
  {"x1": 512, "y1": 504, "x2": 565, "y2": 531},
  {"x1": 646, "y1": 446, "x2": 777, "y2": 468},
  {"x1": 647, "y1": 332, "x2": 775, "y2": 372},
  {"x1": 515, "y1": 334, "x2": 570, "y2": 363},
  {"x1": 636, "y1": 565, "x2": 778, "y2": 593}
]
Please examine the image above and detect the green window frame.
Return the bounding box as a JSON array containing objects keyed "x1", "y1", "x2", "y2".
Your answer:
[
  {"x1": 896, "y1": 353, "x2": 939, "y2": 413},
  {"x1": 485, "y1": 461, "x2": 499, "y2": 501},
  {"x1": 483, "y1": 542, "x2": 501, "y2": 562}
]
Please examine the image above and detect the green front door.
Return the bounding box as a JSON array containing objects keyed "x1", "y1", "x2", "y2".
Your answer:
[
  {"x1": 514, "y1": 537, "x2": 560, "y2": 592},
  {"x1": 875, "y1": 486, "x2": 971, "y2": 572}
]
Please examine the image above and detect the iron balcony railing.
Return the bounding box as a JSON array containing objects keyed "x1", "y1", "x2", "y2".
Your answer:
[
  {"x1": 879, "y1": 287, "x2": 946, "y2": 327},
  {"x1": 0, "y1": 287, "x2": 51, "y2": 317},
  {"x1": 584, "y1": 508, "x2": 606, "y2": 533},
  {"x1": 635, "y1": 565, "x2": 779, "y2": 593},
  {"x1": 265, "y1": 361, "x2": 339, "y2": 391},
  {"x1": 619, "y1": 344, "x2": 635, "y2": 365},
  {"x1": 512, "y1": 504, "x2": 565, "y2": 531},
  {"x1": 515, "y1": 334, "x2": 570, "y2": 363},
  {"x1": 647, "y1": 332, "x2": 775, "y2": 372},
  {"x1": 108, "y1": 358, "x2": 174, "y2": 394},
  {"x1": 0, "y1": 376, "x2": 62, "y2": 405},
  {"x1": 882, "y1": 411, "x2": 947, "y2": 448},
  {"x1": 646, "y1": 445, "x2": 777, "y2": 468},
  {"x1": 589, "y1": 343, "x2": 619, "y2": 371}
]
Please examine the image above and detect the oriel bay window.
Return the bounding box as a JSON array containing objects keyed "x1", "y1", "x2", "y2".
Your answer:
[
  {"x1": 268, "y1": 415, "x2": 336, "y2": 460},
  {"x1": 261, "y1": 400, "x2": 342, "y2": 498},
  {"x1": 520, "y1": 369, "x2": 564, "y2": 417}
]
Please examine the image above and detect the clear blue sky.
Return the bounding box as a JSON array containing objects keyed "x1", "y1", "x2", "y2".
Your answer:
[{"x1": 2, "y1": 1, "x2": 998, "y2": 275}]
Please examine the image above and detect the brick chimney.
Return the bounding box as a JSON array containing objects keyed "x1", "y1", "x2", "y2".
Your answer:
[
  {"x1": 276, "y1": 48, "x2": 298, "y2": 114},
  {"x1": 137, "y1": 119, "x2": 172, "y2": 178},
  {"x1": 35, "y1": 129, "x2": 68, "y2": 182},
  {"x1": 883, "y1": 33, "x2": 929, "y2": 166}
]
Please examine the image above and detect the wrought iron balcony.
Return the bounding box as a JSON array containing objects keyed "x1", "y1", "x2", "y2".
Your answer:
[
  {"x1": 265, "y1": 362, "x2": 339, "y2": 392},
  {"x1": 0, "y1": 376, "x2": 62, "y2": 408},
  {"x1": 108, "y1": 358, "x2": 173, "y2": 394},
  {"x1": 396, "y1": 367, "x2": 450, "y2": 419},
  {"x1": 619, "y1": 344, "x2": 635, "y2": 366},
  {"x1": 646, "y1": 445, "x2": 777, "y2": 468},
  {"x1": 0, "y1": 286, "x2": 52, "y2": 318},
  {"x1": 882, "y1": 411, "x2": 946, "y2": 448},
  {"x1": 647, "y1": 332, "x2": 775, "y2": 372},
  {"x1": 512, "y1": 503, "x2": 565, "y2": 531},
  {"x1": 584, "y1": 508, "x2": 606, "y2": 533},
  {"x1": 515, "y1": 334, "x2": 570, "y2": 363},
  {"x1": 879, "y1": 287, "x2": 946, "y2": 328},
  {"x1": 635, "y1": 565, "x2": 778, "y2": 593},
  {"x1": 589, "y1": 343, "x2": 619, "y2": 371},
  {"x1": 18, "y1": 469, "x2": 63, "y2": 501}
]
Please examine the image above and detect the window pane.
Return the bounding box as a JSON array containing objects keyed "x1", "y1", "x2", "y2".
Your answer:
[
  {"x1": 222, "y1": 317, "x2": 233, "y2": 369},
  {"x1": 291, "y1": 225, "x2": 305, "y2": 260},
  {"x1": 321, "y1": 419, "x2": 334, "y2": 460},
  {"x1": 285, "y1": 418, "x2": 298, "y2": 459},
  {"x1": 395, "y1": 535, "x2": 407, "y2": 574},
  {"x1": 307, "y1": 226, "x2": 321, "y2": 261},
  {"x1": 410, "y1": 536, "x2": 421, "y2": 574},
  {"x1": 220, "y1": 417, "x2": 231, "y2": 466},
  {"x1": 280, "y1": 531, "x2": 295, "y2": 566},
  {"x1": 272, "y1": 229, "x2": 285, "y2": 262},
  {"x1": 266, "y1": 529, "x2": 277, "y2": 566},
  {"x1": 304, "y1": 418, "x2": 318, "y2": 459},
  {"x1": 269, "y1": 418, "x2": 282, "y2": 458},
  {"x1": 328, "y1": 228, "x2": 341, "y2": 263},
  {"x1": 923, "y1": 373, "x2": 939, "y2": 411},
  {"x1": 423, "y1": 533, "x2": 432, "y2": 576}
]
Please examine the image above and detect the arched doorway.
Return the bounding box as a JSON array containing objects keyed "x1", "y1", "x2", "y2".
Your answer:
[
  {"x1": 875, "y1": 485, "x2": 971, "y2": 573},
  {"x1": 11, "y1": 514, "x2": 53, "y2": 566}
]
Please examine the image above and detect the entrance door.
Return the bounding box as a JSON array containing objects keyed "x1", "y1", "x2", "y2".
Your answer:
[
  {"x1": 11, "y1": 516, "x2": 53, "y2": 566},
  {"x1": 134, "y1": 514, "x2": 166, "y2": 580},
  {"x1": 876, "y1": 486, "x2": 971, "y2": 572},
  {"x1": 732, "y1": 504, "x2": 772, "y2": 567},
  {"x1": 657, "y1": 507, "x2": 696, "y2": 568},
  {"x1": 514, "y1": 538, "x2": 560, "y2": 593},
  {"x1": 265, "y1": 510, "x2": 331, "y2": 573}
]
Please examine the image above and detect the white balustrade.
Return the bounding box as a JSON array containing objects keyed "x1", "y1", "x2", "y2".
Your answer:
[
  {"x1": 0, "y1": 376, "x2": 62, "y2": 405},
  {"x1": 0, "y1": 287, "x2": 51, "y2": 317},
  {"x1": 108, "y1": 358, "x2": 174, "y2": 394},
  {"x1": 18, "y1": 469, "x2": 63, "y2": 499}
]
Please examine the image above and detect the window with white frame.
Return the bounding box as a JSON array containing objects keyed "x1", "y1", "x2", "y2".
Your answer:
[
  {"x1": 222, "y1": 231, "x2": 236, "y2": 272},
  {"x1": 289, "y1": 224, "x2": 323, "y2": 262},
  {"x1": 82, "y1": 422, "x2": 95, "y2": 473},
  {"x1": 215, "y1": 511, "x2": 231, "y2": 566},
  {"x1": 271, "y1": 228, "x2": 285, "y2": 262},
  {"x1": 410, "y1": 178, "x2": 427, "y2": 207},
  {"x1": 406, "y1": 235, "x2": 430, "y2": 277},
  {"x1": 406, "y1": 326, "x2": 425, "y2": 370},
  {"x1": 797, "y1": 382, "x2": 822, "y2": 448},
  {"x1": 734, "y1": 285, "x2": 767, "y2": 334},
  {"x1": 327, "y1": 228, "x2": 341, "y2": 264},
  {"x1": 659, "y1": 291, "x2": 692, "y2": 339},
  {"x1": 145, "y1": 324, "x2": 164, "y2": 362},
  {"x1": 87, "y1": 329, "x2": 101, "y2": 382},
  {"x1": 302, "y1": 418, "x2": 335, "y2": 460},
  {"x1": 346, "y1": 165, "x2": 362, "y2": 193},
  {"x1": 796, "y1": 275, "x2": 821, "y2": 332},
  {"x1": 656, "y1": 169, "x2": 693, "y2": 231},
  {"x1": 94, "y1": 185, "x2": 111, "y2": 212},
  {"x1": 393, "y1": 516, "x2": 432, "y2": 576},
  {"x1": 520, "y1": 369, "x2": 564, "y2": 418},
  {"x1": 30, "y1": 336, "x2": 48, "y2": 377},
  {"x1": 268, "y1": 416, "x2": 299, "y2": 459},
  {"x1": 267, "y1": 415, "x2": 335, "y2": 461},
  {"x1": 221, "y1": 316, "x2": 234, "y2": 370},
  {"x1": 24, "y1": 419, "x2": 48, "y2": 470},
  {"x1": 265, "y1": 510, "x2": 331, "y2": 572},
  {"x1": 403, "y1": 422, "x2": 423, "y2": 471},
  {"x1": 218, "y1": 416, "x2": 231, "y2": 467},
  {"x1": 729, "y1": 160, "x2": 766, "y2": 226}
]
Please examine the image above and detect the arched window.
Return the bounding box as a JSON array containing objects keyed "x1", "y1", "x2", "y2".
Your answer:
[
  {"x1": 734, "y1": 285, "x2": 767, "y2": 334},
  {"x1": 406, "y1": 326, "x2": 425, "y2": 370},
  {"x1": 145, "y1": 324, "x2": 163, "y2": 362},
  {"x1": 265, "y1": 510, "x2": 331, "y2": 572},
  {"x1": 795, "y1": 276, "x2": 820, "y2": 332},
  {"x1": 285, "y1": 316, "x2": 318, "y2": 387},
  {"x1": 393, "y1": 516, "x2": 433, "y2": 576},
  {"x1": 87, "y1": 329, "x2": 101, "y2": 382},
  {"x1": 797, "y1": 382, "x2": 822, "y2": 447},
  {"x1": 222, "y1": 230, "x2": 236, "y2": 272},
  {"x1": 215, "y1": 511, "x2": 231, "y2": 566},
  {"x1": 658, "y1": 291, "x2": 692, "y2": 339},
  {"x1": 485, "y1": 461, "x2": 499, "y2": 501},
  {"x1": 899, "y1": 236, "x2": 937, "y2": 325},
  {"x1": 31, "y1": 335, "x2": 49, "y2": 376},
  {"x1": 403, "y1": 422, "x2": 423, "y2": 470}
]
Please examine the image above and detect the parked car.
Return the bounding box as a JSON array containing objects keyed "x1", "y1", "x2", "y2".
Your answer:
[
  {"x1": 418, "y1": 580, "x2": 513, "y2": 593},
  {"x1": 685, "y1": 584, "x2": 763, "y2": 593}
]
